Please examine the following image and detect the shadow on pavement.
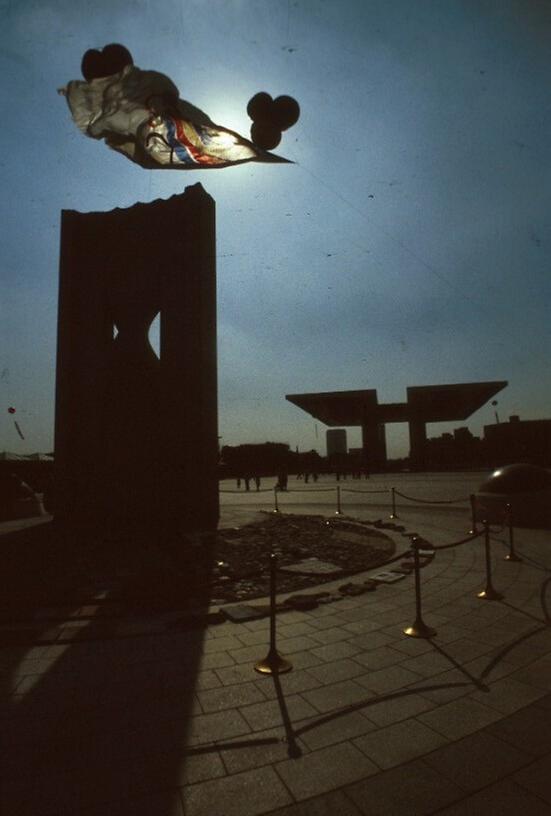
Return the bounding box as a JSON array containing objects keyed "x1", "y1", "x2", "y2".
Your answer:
[{"x1": 1, "y1": 519, "x2": 214, "y2": 815}]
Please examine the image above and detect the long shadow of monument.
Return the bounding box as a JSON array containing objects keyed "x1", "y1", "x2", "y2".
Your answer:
[{"x1": 1, "y1": 520, "x2": 217, "y2": 813}]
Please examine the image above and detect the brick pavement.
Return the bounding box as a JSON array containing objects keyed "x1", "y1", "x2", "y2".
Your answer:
[{"x1": 2, "y1": 478, "x2": 551, "y2": 815}]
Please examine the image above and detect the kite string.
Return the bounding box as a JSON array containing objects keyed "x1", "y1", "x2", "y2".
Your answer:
[
  {"x1": 292, "y1": 158, "x2": 551, "y2": 372},
  {"x1": 295, "y1": 159, "x2": 480, "y2": 307}
]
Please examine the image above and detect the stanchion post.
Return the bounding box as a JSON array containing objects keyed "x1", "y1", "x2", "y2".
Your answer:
[
  {"x1": 469, "y1": 493, "x2": 478, "y2": 535},
  {"x1": 389, "y1": 487, "x2": 398, "y2": 519},
  {"x1": 403, "y1": 537, "x2": 436, "y2": 638},
  {"x1": 335, "y1": 485, "x2": 342, "y2": 515},
  {"x1": 504, "y1": 502, "x2": 522, "y2": 562},
  {"x1": 477, "y1": 519, "x2": 504, "y2": 600},
  {"x1": 254, "y1": 553, "x2": 293, "y2": 675},
  {"x1": 272, "y1": 487, "x2": 280, "y2": 513}
]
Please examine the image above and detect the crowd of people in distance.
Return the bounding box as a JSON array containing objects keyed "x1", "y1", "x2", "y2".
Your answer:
[{"x1": 233, "y1": 469, "x2": 370, "y2": 493}]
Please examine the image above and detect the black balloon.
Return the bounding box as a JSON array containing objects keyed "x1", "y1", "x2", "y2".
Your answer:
[
  {"x1": 272, "y1": 95, "x2": 300, "y2": 130},
  {"x1": 247, "y1": 92, "x2": 274, "y2": 123},
  {"x1": 247, "y1": 91, "x2": 300, "y2": 149},
  {"x1": 250, "y1": 121, "x2": 282, "y2": 150},
  {"x1": 81, "y1": 43, "x2": 133, "y2": 81}
]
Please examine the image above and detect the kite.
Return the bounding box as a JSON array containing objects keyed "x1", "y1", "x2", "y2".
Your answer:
[
  {"x1": 59, "y1": 44, "x2": 299, "y2": 170},
  {"x1": 7, "y1": 407, "x2": 25, "y2": 440}
]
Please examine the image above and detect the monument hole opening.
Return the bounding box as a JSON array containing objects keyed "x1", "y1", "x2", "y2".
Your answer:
[{"x1": 148, "y1": 311, "x2": 160, "y2": 359}]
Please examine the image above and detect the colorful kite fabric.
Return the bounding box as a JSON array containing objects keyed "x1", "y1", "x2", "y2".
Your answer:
[
  {"x1": 144, "y1": 115, "x2": 260, "y2": 168},
  {"x1": 60, "y1": 64, "x2": 289, "y2": 169}
]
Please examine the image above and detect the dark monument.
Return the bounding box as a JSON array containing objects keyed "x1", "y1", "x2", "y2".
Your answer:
[{"x1": 54, "y1": 183, "x2": 218, "y2": 539}]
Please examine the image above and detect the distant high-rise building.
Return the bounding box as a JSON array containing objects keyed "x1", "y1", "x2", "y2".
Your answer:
[{"x1": 326, "y1": 428, "x2": 347, "y2": 457}]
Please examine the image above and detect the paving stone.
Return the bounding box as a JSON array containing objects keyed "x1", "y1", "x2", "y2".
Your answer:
[
  {"x1": 220, "y1": 727, "x2": 308, "y2": 774},
  {"x1": 253, "y1": 669, "x2": 321, "y2": 700},
  {"x1": 431, "y1": 778, "x2": 551, "y2": 816},
  {"x1": 355, "y1": 664, "x2": 422, "y2": 694},
  {"x1": 533, "y1": 692, "x2": 551, "y2": 711},
  {"x1": 275, "y1": 741, "x2": 378, "y2": 800},
  {"x1": 390, "y1": 636, "x2": 436, "y2": 656},
  {"x1": 182, "y1": 766, "x2": 292, "y2": 816},
  {"x1": 345, "y1": 631, "x2": 395, "y2": 650},
  {"x1": 197, "y1": 682, "x2": 266, "y2": 713},
  {"x1": 513, "y1": 753, "x2": 551, "y2": 804},
  {"x1": 338, "y1": 605, "x2": 395, "y2": 623},
  {"x1": 400, "y1": 672, "x2": 473, "y2": 705},
  {"x1": 303, "y1": 679, "x2": 373, "y2": 714},
  {"x1": 345, "y1": 757, "x2": 464, "y2": 815},
  {"x1": 400, "y1": 649, "x2": 459, "y2": 678},
  {"x1": 202, "y1": 635, "x2": 243, "y2": 654},
  {"x1": 281, "y1": 650, "x2": 324, "y2": 671},
  {"x1": 487, "y1": 701, "x2": 551, "y2": 756},
  {"x1": 306, "y1": 659, "x2": 365, "y2": 684},
  {"x1": 309, "y1": 626, "x2": 350, "y2": 645},
  {"x1": 361, "y1": 690, "x2": 437, "y2": 726},
  {"x1": 187, "y1": 709, "x2": 251, "y2": 746},
  {"x1": 240, "y1": 695, "x2": 318, "y2": 731},
  {"x1": 352, "y1": 646, "x2": 404, "y2": 671},
  {"x1": 235, "y1": 628, "x2": 271, "y2": 647},
  {"x1": 276, "y1": 621, "x2": 319, "y2": 639},
  {"x1": 194, "y1": 670, "x2": 223, "y2": 691},
  {"x1": 342, "y1": 619, "x2": 386, "y2": 635},
  {"x1": 264, "y1": 788, "x2": 363, "y2": 816},
  {"x1": 307, "y1": 613, "x2": 351, "y2": 629},
  {"x1": 438, "y1": 635, "x2": 496, "y2": 661},
  {"x1": 223, "y1": 604, "x2": 270, "y2": 623},
  {"x1": 310, "y1": 641, "x2": 361, "y2": 662},
  {"x1": 416, "y1": 696, "x2": 504, "y2": 740},
  {"x1": 469, "y1": 675, "x2": 547, "y2": 713},
  {"x1": 243, "y1": 617, "x2": 273, "y2": 632},
  {"x1": 80, "y1": 789, "x2": 186, "y2": 816},
  {"x1": 353, "y1": 718, "x2": 448, "y2": 768},
  {"x1": 215, "y1": 662, "x2": 262, "y2": 686},
  {"x1": 509, "y1": 654, "x2": 551, "y2": 690},
  {"x1": 297, "y1": 709, "x2": 377, "y2": 751},
  {"x1": 276, "y1": 635, "x2": 322, "y2": 653},
  {"x1": 199, "y1": 650, "x2": 236, "y2": 670},
  {"x1": 423, "y1": 729, "x2": 529, "y2": 791},
  {"x1": 468, "y1": 625, "x2": 521, "y2": 647}
]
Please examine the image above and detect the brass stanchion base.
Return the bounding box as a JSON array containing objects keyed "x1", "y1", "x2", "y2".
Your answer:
[
  {"x1": 477, "y1": 587, "x2": 503, "y2": 601},
  {"x1": 272, "y1": 509, "x2": 280, "y2": 514},
  {"x1": 254, "y1": 650, "x2": 293, "y2": 675},
  {"x1": 403, "y1": 620, "x2": 436, "y2": 639},
  {"x1": 335, "y1": 510, "x2": 343, "y2": 516},
  {"x1": 504, "y1": 552, "x2": 522, "y2": 563}
]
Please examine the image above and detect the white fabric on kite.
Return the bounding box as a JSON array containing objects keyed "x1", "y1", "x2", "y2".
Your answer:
[{"x1": 60, "y1": 64, "x2": 288, "y2": 169}]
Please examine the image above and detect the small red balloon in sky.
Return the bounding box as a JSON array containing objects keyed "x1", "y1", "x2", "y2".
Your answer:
[{"x1": 8, "y1": 407, "x2": 16, "y2": 414}]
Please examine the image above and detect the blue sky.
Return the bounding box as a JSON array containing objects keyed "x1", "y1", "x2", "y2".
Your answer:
[{"x1": 1, "y1": 0, "x2": 550, "y2": 457}]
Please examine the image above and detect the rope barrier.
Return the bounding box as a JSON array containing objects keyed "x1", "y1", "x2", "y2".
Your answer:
[
  {"x1": 377, "y1": 547, "x2": 416, "y2": 567},
  {"x1": 394, "y1": 489, "x2": 469, "y2": 505},
  {"x1": 285, "y1": 487, "x2": 336, "y2": 493},
  {"x1": 340, "y1": 488, "x2": 389, "y2": 495},
  {"x1": 430, "y1": 528, "x2": 485, "y2": 551}
]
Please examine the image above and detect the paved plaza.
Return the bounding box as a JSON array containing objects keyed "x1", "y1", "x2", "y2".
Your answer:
[{"x1": 2, "y1": 474, "x2": 551, "y2": 815}]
